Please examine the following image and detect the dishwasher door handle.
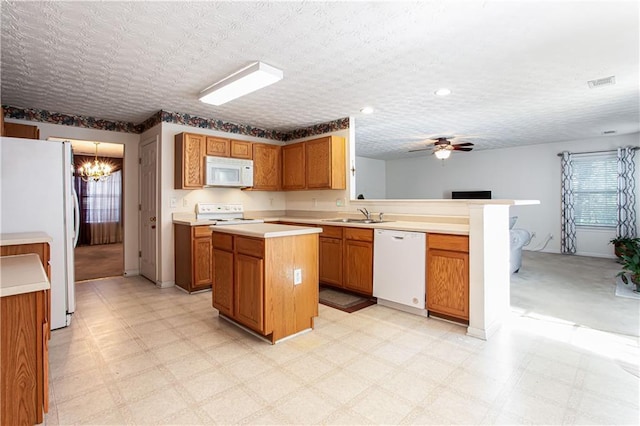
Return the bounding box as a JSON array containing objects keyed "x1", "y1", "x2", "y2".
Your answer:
[{"x1": 392, "y1": 236, "x2": 405, "y2": 240}]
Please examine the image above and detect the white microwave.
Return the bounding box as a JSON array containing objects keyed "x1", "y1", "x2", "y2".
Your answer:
[{"x1": 205, "y1": 156, "x2": 254, "y2": 188}]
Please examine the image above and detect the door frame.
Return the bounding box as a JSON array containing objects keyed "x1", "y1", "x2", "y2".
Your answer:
[{"x1": 139, "y1": 135, "x2": 159, "y2": 284}]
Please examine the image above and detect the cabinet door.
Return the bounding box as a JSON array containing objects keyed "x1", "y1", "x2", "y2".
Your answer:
[
  {"x1": 252, "y1": 143, "x2": 281, "y2": 190},
  {"x1": 175, "y1": 133, "x2": 205, "y2": 189},
  {"x1": 305, "y1": 137, "x2": 332, "y2": 189},
  {"x1": 234, "y1": 254, "x2": 264, "y2": 332},
  {"x1": 282, "y1": 143, "x2": 305, "y2": 190},
  {"x1": 305, "y1": 136, "x2": 346, "y2": 189},
  {"x1": 427, "y1": 249, "x2": 469, "y2": 320},
  {"x1": 319, "y1": 237, "x2": 343, "y2": 286},
  {"x1": 343, "y1": 240, "x2": 373, "y2": 295},
  {"x1": 231, "y1": 140, "x2": 252, "y2": 159},
  {"x1": 193, "y1": 235, "x2": 213, "y2": 287},
  {"x1": 206, "y1": 137, "x2": 230, "y2": 157},
  {"x1": 212, "y1": 248, "x2": 234, "y2": 317}
]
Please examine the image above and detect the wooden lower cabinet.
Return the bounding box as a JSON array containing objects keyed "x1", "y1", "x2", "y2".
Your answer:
[
  {"x1": 211, "y1": 231, "x2": 319, "y2": 343},
  {"x1": 174, "y1": 224, "x2": 213, "y2": 292},
  {"x1": 234, "y1": 253, "x2": 264, "y2": 332},
  {"x1": 319, "y1": 236, "x2": 342, "y2": 286},
  {"x1": 212, "y1": 247, "x2": 233, "y2": 317},
  {"x1": 1, "y1": 290, "x2": 47, "y2": 426},
  {"x1": 317, "y1": 225, "x2": 373, "y2": 296},
  {"x1": 427, "y1": 234, "x2": 470, "y2": 322}
]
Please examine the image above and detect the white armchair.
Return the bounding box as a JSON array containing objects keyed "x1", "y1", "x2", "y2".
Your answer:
[{"x1": 510, "y1": 216, "x2": 531, "y2": 274}]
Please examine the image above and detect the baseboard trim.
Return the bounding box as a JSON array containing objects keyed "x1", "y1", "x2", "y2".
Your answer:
[
  {"x1": 123, "y1": 269, "x2": 139, "y2": 277},
  {"x1": 156, "y1": 280, "x2": 175, "y2": 289},
  {"x1": 377, "y1": 298, "x2": 428, "y2": 317}
]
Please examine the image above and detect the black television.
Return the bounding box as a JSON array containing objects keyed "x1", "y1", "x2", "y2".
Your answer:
[{"x1": 451, "y1": 190, "x2": 492, "y2": 199}]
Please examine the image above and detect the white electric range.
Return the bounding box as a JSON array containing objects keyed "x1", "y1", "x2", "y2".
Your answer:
[{"x1": 195, "y1": 203, "x2": 264, "y2": 225}]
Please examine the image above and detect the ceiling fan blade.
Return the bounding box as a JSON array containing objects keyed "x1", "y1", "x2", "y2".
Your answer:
[
  {"x1": 408, "y1": 148, "x2": 431, "y2": 152},
  {"x1": 453, "y1": 142, "x2": 474, "y2": 147},
  {"x1": 453, "y1": 147, "x2": 474, "y2": 152}
]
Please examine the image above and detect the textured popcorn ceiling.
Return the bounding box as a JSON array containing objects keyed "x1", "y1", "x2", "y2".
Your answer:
[{"x1": 1, "y1": 1, "x2": 638, "y2": 160}]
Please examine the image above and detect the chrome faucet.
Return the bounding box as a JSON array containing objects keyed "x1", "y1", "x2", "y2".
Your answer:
[
  {"x1": 358, "y1": 208, "x2": 371, "y2": 220},
  {"x1": 378, "y1": 212, "x2": 384, "y2": 222}
]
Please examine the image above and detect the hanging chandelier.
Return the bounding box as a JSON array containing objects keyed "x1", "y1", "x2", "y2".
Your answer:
[{"x1": 78, "y1": 142, "x2": 112, "y2": 182}]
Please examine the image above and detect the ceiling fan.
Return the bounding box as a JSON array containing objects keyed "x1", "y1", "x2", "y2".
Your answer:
[{"x1": 409, "y1": 137, "x2": 475, "y2": 159}]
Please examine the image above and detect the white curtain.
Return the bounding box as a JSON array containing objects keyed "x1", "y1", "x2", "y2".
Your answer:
[
  {"x1": 560, "y1": 151, "x2": 576, "y2": 254},
  {"x1": 617, "y1": 147, "x2": 637, "y2": 238},
  {"x1": 86, "y1": 170, "x2": 123, "y2": 245}
]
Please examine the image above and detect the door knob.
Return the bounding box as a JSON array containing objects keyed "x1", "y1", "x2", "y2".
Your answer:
[{"x1": 150, "y1": 216, "x2": 156, "y2": 222}]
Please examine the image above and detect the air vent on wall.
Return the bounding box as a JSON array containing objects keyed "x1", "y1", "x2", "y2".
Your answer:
[{"x1": 587, "y1": 76, "x2": 615, "y2": 88}]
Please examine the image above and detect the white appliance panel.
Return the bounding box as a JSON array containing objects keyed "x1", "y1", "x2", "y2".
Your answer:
[
  {"x1": 1, "y1": 137, "x2": 76, "y2": 329},
  {"x1": 373, "y1": 229, "x2": 426, "y2": 309}
]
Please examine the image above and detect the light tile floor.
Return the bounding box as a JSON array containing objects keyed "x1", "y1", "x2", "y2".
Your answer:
[{"x1": 44, "y1": 276, "x2": 639, "y2": 425}]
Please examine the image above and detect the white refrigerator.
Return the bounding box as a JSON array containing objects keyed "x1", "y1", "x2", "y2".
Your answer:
[{"x1": 1, "y1": 136, "x2": 78, "y2": 330}]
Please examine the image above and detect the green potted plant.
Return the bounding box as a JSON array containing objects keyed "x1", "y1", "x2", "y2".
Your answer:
[
  {"x1": 609, "y1": 236, "x2": 640, "y2": 259},
  {"x1": 617, "y1": 240, "x2": 640, "y2": 292}
]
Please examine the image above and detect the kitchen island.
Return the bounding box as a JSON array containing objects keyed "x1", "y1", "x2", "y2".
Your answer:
[{"x1": 210, "y1": 223, "x2": 321, "y2": 344}]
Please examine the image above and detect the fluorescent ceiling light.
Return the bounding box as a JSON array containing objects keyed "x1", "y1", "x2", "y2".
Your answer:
[
  {"x1": 434, "y1": 149, "x2": 451, "y2": 160},
  {"x1": 199, "y1": 62, "x2": 283, "y2": 106},
  {"x1": 434, "y1": 88, "x2": 451, "y2": 96}
]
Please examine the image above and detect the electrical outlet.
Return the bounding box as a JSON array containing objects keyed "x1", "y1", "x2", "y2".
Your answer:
[
  {"x1": 293, "y1": 268, "x2": 302, "y2": 285},
  {"x1": 336, "y1": 198, "x2": 344, "y2": 207},
  {"x1": 312, "y1": 198, "x2": 317, "y2": 207},
  {"x1": 170, "y1": 197, "x2": 177, "y2": 208}
]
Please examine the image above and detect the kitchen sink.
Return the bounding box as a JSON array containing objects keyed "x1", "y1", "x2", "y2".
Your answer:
[{"x1": 323, "y1": 218, "x2": 391, "y2": 224}]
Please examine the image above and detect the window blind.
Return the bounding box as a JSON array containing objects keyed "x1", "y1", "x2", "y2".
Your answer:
[{"x1": 571, "y1": 152, "x2": 617, "y2": 227}]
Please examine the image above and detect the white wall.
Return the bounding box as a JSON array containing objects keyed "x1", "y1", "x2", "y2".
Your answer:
[
  {"x1": 384, "y1": 133, "x2": 640, "y2": 257},
  {"x1": 157, "y1": 122, "x2": 288, "y2": 285},
  {"x1": 5, "y1": 118, "x2": 141, "y2": 273},
  {"x1": 355, "y1": 156, "x2": 386, "y2": 199}
]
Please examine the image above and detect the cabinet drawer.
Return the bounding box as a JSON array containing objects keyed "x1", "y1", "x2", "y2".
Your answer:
[
  {"x1": 236, "y1": 237, "x2": 264, "y2": 257},
  {"x1": 193, "y1": 226, "x2": 212, "y2": 238},
  {"x1": 212, "y1": 233, "x2": 233, "y2": 251},
  {"x1": 428, "y1": 234, "x2": 469, "y2": 252},
  {"x1": 319, "y1": 225, "x2": 343, "y2": 239},
  {"x1": 344, "y1": 227, "x2": 373, "y2": 242}
]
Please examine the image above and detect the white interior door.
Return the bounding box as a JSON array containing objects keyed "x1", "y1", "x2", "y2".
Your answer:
[{"x1": 140, "y1": 137, "x2": 158, "y2": 282}]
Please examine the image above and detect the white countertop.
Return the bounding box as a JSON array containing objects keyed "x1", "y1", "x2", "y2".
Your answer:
[
  {"x1": 0, "y1": 254, "x2": 50, "y2": 297},
  {"x1": 0, "y1": 231, "x2": 53, "y2": 246},
  {"x1": 174, "y1": 213, "x2": 469, "y2": 235},
  {"x1": 210, "y1": 223, "x2": 322, "y2": 238}
]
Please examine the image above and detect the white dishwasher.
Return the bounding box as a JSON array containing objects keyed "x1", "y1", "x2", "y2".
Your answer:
[{"x1": 373, "y1": 229, "x2": 426, "y2": 310}]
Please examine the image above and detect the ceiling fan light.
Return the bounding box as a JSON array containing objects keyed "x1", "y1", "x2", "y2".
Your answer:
[
  {"x1": 199, "y1": 61, "x2": 283, "y2": 106},
  {"x1": 434, "y1": 149, "x2": 451, "y2": 160}
]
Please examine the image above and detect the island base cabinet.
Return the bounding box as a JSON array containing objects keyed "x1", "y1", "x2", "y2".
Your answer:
[
  {"x1": 1, "y1": 290, "x2": 46, "y2": 426},
  {"x1": 234, "y1": 253, "x2": 265, "y2": 332},
  {"x1": 212, "y1": 232, "x2": 319, "y2": 343},
  {"x1": 212, "y1": 248, "x2": 233, "y2": 317}
]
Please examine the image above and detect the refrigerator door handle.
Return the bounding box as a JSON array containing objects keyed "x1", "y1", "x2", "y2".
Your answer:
[{"x1": 72, "y1": 187, "x2": 80, "y2": 247}]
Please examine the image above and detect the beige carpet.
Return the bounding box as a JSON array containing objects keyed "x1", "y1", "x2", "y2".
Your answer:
[
  {"x1": 74, "y1": 243, "x2": 123, "y2": 282},
  {"x1": 511, "y1": 251, "x2": 640, "y2": 337}
]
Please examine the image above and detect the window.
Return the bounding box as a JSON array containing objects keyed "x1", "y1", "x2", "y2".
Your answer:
[
  {"x1": 84, "y1": 170, "x2": 122, "y2": 224},
  {"x1": 571, "y1": 152, "x2": 617, "y2": 227}
]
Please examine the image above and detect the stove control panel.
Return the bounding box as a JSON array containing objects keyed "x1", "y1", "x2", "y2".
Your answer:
[{"x1": 196, "y1": 203, "x2": 244, "y2": 214}]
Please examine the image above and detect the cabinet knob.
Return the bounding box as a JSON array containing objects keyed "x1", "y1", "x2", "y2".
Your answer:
[{"x1": 150, "y1": 216, "x2": 156, "y2": 222}]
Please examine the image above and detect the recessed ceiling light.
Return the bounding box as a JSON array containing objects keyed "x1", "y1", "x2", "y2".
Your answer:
[
  {"x1": 360, "y1": 106, "x2": 374, "y2": 114},
  {"x1": 434, "y1": 88, "x2": 451, "y2": 96}
]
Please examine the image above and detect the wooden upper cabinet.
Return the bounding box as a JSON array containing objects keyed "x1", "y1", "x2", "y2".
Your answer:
[
  {"x1": 175, "y1": 133, "x2": 206, "y2": 189},
  {"x1": 206, "y1": 137, "x2": 230, "y2": 157},
  {"x1": 231, "y1": 140, "x2": 253, "y2": 159},
  {"x1": 252, "y1": 143, "x2": 281, "y2": 191},
  {"x1": 4, "y1": 122, "x2": 40, "y2": 139},
  {"x1": 282, "y1": 142, "x2": 306, "y2": 190},
  {"x1": 305, "y1": 136, "x2": 346, "y2": 189}
]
